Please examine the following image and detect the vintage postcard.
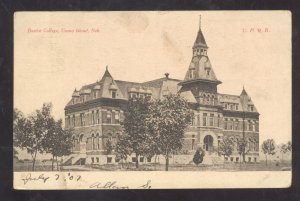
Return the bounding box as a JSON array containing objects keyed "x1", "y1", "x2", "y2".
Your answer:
[{"x1": 13, "y1": 11, "x2": 291, "y2": 189}]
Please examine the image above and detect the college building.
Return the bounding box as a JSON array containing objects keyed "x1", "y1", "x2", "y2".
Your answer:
[{"x1": 64, "y1": 20, "x2": 259, "y2": 166}]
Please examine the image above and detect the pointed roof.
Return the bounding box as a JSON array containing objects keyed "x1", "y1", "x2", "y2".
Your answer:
[
  {"x1": 240, "y1": 87, "x2": 249, "y2": 97},
  {"x1": 181, "y1": 55, "x2": 221, "y2": 84},
  {"x1": 99, "y1": 66, "x2": 125, "y2": 99},
  {"x1": 100, "y1": 66, "x2": 113, "y2": 82},
  {"x1": 193, "y1": 29, "x2": 208, "y2": 48}
]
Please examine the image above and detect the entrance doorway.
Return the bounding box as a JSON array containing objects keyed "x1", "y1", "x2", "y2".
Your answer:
[{"x1": 203, "y1": 135, "x2": 213, "y2": 152}]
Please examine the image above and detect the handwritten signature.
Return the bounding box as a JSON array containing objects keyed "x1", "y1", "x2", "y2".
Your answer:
[
  {"x1": 89, "y1": 180, "x2": 152, "y2": 189},
  {"x1": 22, "y1": 173, "x2": 50, "y2": 185}
]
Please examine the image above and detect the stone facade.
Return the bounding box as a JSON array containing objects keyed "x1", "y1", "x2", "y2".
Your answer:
[{"x1": 64, "y1": 20, "x2": 259, "y2": 165}]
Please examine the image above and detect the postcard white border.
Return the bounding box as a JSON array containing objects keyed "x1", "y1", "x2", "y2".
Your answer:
[{"x1": 14, "y1": 171, "x2": 291, "y2": 190}]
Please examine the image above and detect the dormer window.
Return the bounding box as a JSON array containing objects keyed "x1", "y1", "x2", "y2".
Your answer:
[
  {"x1": 189, "y1": 69, "x2": 195, "y2": 79},
  {"x1": 130, "y1": 93, "x2": 137, "y2": 99},
  {"x1": 249, "y1": 105, "x2": 254, "y2": 112},
  {"x1": 112, "y1": 91, "x2": 116, "y2": 99},
  {"x1": 206, "y1": 69, "x2": 210, "y2": 76}
]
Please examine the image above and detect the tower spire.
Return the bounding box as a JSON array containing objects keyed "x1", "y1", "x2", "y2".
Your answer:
[{"x1": 199, "y1": 15, "x2": 201, "y2": 30}]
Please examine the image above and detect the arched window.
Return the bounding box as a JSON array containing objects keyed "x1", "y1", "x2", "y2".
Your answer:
[
  {"x1": 91, "y1": 134, "x2": 95, "y2": 150},
  {"x1": 207, "y1": 95, "x2": 210, "y2": 104},
  {"x1": 79, "y1": 134, "x2": 84, "y2": 142},
  {"x1": 96, "y1": 133, "x2": 100, "y2": 150},
  {"x1": 235, "y1": 137, "x2": 240, "y2": 151},
  {"x1": 211, "y1": 95, "x2": 214, "y2": 105},
  {"x1": 203, "y1": 94, "x2": 206, "y2": 104},
  {"x1": 72, "y1": 136, "x2": 75, "y2": 148}
]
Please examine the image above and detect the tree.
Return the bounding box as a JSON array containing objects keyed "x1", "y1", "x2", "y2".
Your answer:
[
  {"x1": 106, "y1": 139, "x2": 113, "y2": 155},
  {"x1": 43, "y1": 119, "x2": 72, "y2": 171},
  {"x1": 218, "y1": 136, "x2": 234, "y2": 160},
  {"x1": 147, "y1": 94, "x2": 194, "y2": 171},
  {"x1": 121, "y1": 97, "x2": 152, "y2": 168},
  {"x1": 237, "y1": 138, "x2": 249, "y2": 164},
  {"x1": 280, "y1": 141, "x2": 292, "y2": 163},
  {"x1": 286, "y1": 141, "x2": 292, "y2": 152},
  {"x1": 115, "y1": 133, "x2": 133, "y2": 168},
  {"x1": 193, "y1": 147, "x2": 205, "y2": 166},
  {"x1": 14, "y1": 103, "x2": 54, "y2": 171},
  {"x1": 261, "y1": 139, "x2": 276, "y2": 166}
]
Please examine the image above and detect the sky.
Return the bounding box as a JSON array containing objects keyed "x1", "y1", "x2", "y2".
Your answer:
[{"x1": 14, "y1": 11, "x2": 291, "y2": 146}]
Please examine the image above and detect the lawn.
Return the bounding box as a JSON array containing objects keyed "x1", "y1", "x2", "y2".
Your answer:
[{"x1": 14, "y1": 160, "x2": 291, "y2": 172}]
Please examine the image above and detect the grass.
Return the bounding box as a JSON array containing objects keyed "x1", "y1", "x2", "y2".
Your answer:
[{"x1": 14, "y1": 159, "x2": 291, "y2": 172}]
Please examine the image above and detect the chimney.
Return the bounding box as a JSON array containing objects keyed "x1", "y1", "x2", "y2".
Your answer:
[{"x1": 165, "y1": 73, "x2": 170, "y2": 79}]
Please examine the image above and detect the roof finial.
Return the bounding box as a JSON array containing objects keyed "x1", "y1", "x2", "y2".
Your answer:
[
  {"x1": 106, "y1": 65, "x2": 108, "y2": 71},
  {"x1": 243, "y1": 84, "x2": 244, "y2": 90},
  {"x1": 199, "y1": 15, "x2": 201, "y2": 30}
]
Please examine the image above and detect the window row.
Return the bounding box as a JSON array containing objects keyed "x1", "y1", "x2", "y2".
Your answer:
[
  {"x1": 191, "y1": 113, "x2": 221, "y2": 127},
  {"x1": 200, "y1": 94, "x2": 218, "y2": 105},
  {"x1": 71, "y1": 134, "x2": 118, "y2": 152},
  {"x1": 129, "y1": 92, "x2": 152, "y2": 99},
  {"x1": 90, "y1": 156, "x2": 152, "y2": 164},
  {"x1": 66, "y1": 110, "x2": 122, "y2": 128},
  {"x1": 224, "y1": 119, "x2": 258, "y2": 132},
  {"x1": 222, "y1": 102, "x2": 239, "y2": 111}
]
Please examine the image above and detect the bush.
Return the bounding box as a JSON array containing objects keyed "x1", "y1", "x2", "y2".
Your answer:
[{"x1": 193, "y1": 148, "x2": 205, "y2": 166}]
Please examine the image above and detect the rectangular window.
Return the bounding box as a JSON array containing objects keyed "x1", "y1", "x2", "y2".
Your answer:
[
  {"x1": 96, "y1": 157, "x2": 99, "y2": 163},
  {"x1": 107, "y1": 111, "x2": 112, "y2": 124},
  {"x1": 225, "y1": 103, "x2": 228, "y2": 109},
  {"x1": 234, "y1": 119, "x2": 239, "y2": 130},
  {"x1": 91, "y1": 157, "x2": 94, "y2": 164},
  {"x1": 112, "y1": 91, "x2": 116, "y2": 99},
  {"x1": 73, "y1": 114, "x2": 75, "y2": 126},
  {"x1": 209, "y1": 114, "x2": 214, "y2": 127},
  {"x1": 93, "y1": 91, "x2": 97, "y2": 98},
  {"x1": 203, "y1": 113, "x2": 207, "y2": 126},
  {"x1": 140, "y1": 157, "x2": 144, "y2": 163},
  {"x1": 197, "y1": 114, "x2": 201, "y2": 126},
  {"x1": 107, "y1": 157, "x2": 112, "y2": 163},
  {"x1": 132, "y1": 157, "x2": 137, "y2": 162},
  {"x1": 114, "y1": 111, "x2": 120, "y2": 124},
  {"x1": 255, "y1": 121, "x2": 259, "y2": 132},
  {"x1": 224, "y1": 118, "x2": 228, "y2": 130},
  {"x1": 228, "y1": 119, "x2": 233, "y2": 130},
  {"x1": 67, "y1": 116, "x2": 71, "y2": 127},
  {"x1": 92, "y1": 111, "x2": 95, "y2": 125},
  {"x1": 147, "y1": 157, "x2": 151, "y2": 163},
  {"x1": 248, "y1": 121, "x2": 253, "y2": 131},
  {"x1": 96, "y1": 110, "x2": 100, "y2": 124},
  {"x1": 80, "y1": 113, "x2": 85, "y2": 126},
  {"x1": 236, "y1": 105, "x2": 239, "y2": 110}
]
